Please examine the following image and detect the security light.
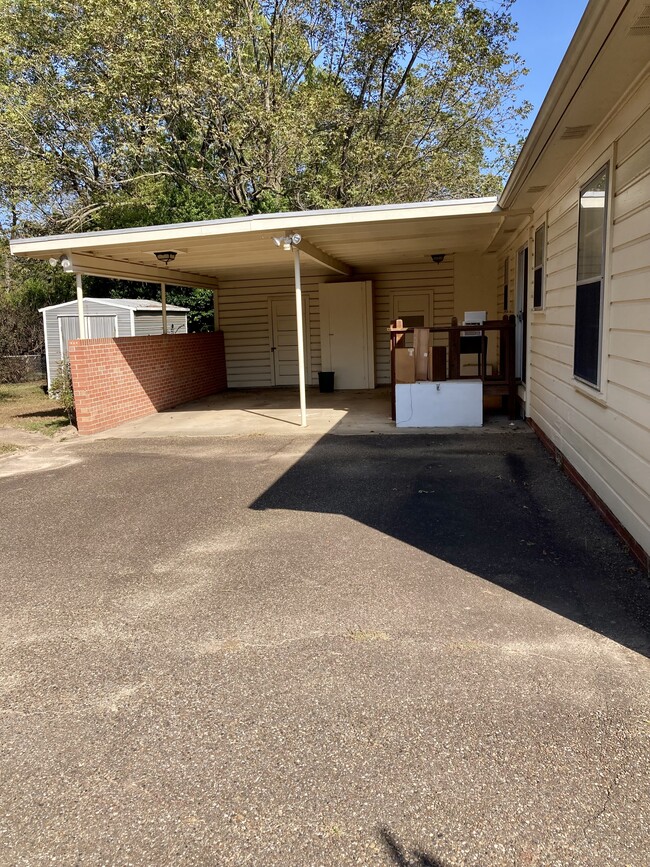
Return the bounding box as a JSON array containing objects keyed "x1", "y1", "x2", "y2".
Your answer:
[
  {"x1": 272, "y1": 234, "x2": 301, "y2": 251},
  {"x1": 48, "y1": 254, "x2": 72, "y2": 270}
]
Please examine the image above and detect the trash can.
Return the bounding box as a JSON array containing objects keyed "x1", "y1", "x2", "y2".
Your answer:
[{"x1": 318, "y1": 371, "x2": 335, "y2": 393}]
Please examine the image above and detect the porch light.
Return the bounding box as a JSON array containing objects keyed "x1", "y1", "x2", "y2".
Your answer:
[
  {"x1": 431, "y1": 253, "x2": 445, "y2": 264},
  {"x1": 154, "y1": 251, "x2": 177, "y2": 265}
]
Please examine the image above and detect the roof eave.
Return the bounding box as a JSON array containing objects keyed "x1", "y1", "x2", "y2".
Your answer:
[{"x1": 499, "y1": 0, "x2": 625, "y2": 209}]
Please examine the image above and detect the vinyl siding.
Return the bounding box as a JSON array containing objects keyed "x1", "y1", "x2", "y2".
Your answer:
[
  {"x1": 218, "y1": 260, "x2": 460, "y2": 388},
  {"x1": 498, "y1": 73, "x2": 650, "y2": 556},
  {"x1": 133, "y1": 312, "x2": 188, "y2": 336}
]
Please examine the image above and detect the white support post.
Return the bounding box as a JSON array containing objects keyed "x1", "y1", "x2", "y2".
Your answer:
[
  {"x1": 161, "y1": 282, "x2": 168, "y2": 334},
  {"x1": 293, "y1": 245, "x2": 307, "y2": 427},
  {"x1": 76, "y1": 273, "x2": 86, "y2": 339}
]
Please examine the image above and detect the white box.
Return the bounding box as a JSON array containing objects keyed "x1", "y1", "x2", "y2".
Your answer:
[{"x1": 395, "y1": 380, "x2": 483, "y2": 427}]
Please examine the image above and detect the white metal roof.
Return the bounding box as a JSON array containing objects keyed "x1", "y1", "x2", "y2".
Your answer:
[
  {"x1": 39, "y1": 298, "x2": 189, "y2": 313},
  {"x1": 12, "y1": 198, "x2": 505, "y2": 287}
]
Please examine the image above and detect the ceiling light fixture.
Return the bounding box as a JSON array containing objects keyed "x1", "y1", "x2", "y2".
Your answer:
[
  {"x1": 154, "y1": 251, "x2": 177, "y2": 265},
  {"x1": 431, "y1": 253, "x2": 445, "y2": 264}
]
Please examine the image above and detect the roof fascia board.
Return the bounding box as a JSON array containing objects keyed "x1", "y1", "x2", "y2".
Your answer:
[
  {"x1": 10, "y1": 199, "x2": 501, "y2": 256},
  {"x1": 499, "y1": 0, "x2": 627, "y2": 209}
]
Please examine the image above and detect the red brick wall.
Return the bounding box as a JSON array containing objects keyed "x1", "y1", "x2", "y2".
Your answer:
[{"x1": 68, "y1": 332, "x2": 227, "y2": 435}]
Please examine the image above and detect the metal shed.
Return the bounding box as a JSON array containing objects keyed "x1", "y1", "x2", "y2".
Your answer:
[{"x1": 40, "y1": 298, "x2": 189, "y2": 388}]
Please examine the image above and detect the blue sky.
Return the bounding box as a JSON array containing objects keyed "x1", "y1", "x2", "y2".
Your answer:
[{"x1": 511, "y1": 0, "x2": 590, "y2": 122}]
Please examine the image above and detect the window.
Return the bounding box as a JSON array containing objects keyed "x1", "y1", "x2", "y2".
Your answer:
[
  {"x1": 533, "y1": 224, "x2": 545, "y2": 309},
  {"x1": 574, "y1": 164, "x2": 609, "y2": 387},
  {"x1": 503, "y1": 256, "x2": 509, "y2": 311}
]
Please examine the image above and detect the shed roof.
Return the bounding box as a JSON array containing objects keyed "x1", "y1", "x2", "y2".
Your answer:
[{"x1": 39, "y1": 298, "x2": 189, "y2": 313}]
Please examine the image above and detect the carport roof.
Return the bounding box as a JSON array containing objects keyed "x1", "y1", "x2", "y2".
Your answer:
[{"x1": 9, "y1": 197, "x2": 520, "y2": 289}]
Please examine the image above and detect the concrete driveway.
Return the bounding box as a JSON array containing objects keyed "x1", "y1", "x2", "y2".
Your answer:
[{"x1": 0, "y1": 429, "x2": 648, "y2": 866}]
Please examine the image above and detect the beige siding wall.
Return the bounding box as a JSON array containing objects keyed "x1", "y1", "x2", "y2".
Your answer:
[
  {"x1": 219, "y1": 259, "x2": 497, "y2": 388},
  {"x1": 498, "y1": 72, "x2": 650, "y2": 556},
  {"x1": 217, "y1": 275, "x2": 323, "y2": 388}
]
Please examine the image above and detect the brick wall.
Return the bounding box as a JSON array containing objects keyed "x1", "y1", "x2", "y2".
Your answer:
[{"x1": 68, "y1": 332, "x2": 227, "y2": 435}]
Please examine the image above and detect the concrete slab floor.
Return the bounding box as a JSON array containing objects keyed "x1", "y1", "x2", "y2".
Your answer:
[
  {"x1": 95, "y1": 387, "x2": 523, "y2": 439},
  {"x1": 0, "y1": 430, "x2": 648, "y2": 866}
]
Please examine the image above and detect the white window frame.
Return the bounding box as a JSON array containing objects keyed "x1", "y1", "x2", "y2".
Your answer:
[
  {"x1": 572, "y1": 155, "x2": 613, "y2": 396},
  {"x1": 533, "y1": 221, "x2": 546, "y2": 311}
]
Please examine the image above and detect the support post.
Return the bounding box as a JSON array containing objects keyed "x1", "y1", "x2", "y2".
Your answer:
[
  {"x1": 161, "y1": 283, "x2": 168, "y2": 334},
  {"x1": 293, "y1": 245, "x2": 307, "y2": 427},
  {"x1": 212, "y1": 288, "x2": 220, "y2": 331},
  {"x1": 76, "y1": 273, "x2": 86, "y2": 339}
]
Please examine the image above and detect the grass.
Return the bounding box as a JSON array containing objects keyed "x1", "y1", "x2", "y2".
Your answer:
[
  {"x1": 0, "y1": 381, "x2": 70, "y2": 436},
  {"x1": 0, "y1": 443, "x2": 20, "y2": 455}
]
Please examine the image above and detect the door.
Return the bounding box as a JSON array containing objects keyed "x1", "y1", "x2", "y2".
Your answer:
[
  {"x1": 59, "y1": 315, "x2": 117, "y2": 357},
  {"x1": 392, "y1": 293, "x2": 432, "y2": 347},
  {"x1": 515, "y1": 246, "x2": 529, "y2": 381},
  {"x1": 269, "y1": 297, "x2": 310, "y2": 386},
  {"x1": 319, "y1": 281, "x2": 374, "y2": 389}
]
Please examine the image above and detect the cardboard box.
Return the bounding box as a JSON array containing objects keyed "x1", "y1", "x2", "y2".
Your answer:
[{"x1": 395, "y1": 347, "x2": 415, "y2": 383}]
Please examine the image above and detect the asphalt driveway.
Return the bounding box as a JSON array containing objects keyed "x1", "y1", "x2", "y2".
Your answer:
[{"x1": 0, "y1": 429, "x2": 648, "y2": 866}]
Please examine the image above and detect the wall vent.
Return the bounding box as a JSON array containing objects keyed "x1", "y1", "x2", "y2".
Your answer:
[
  {"x1": 560, "y1": 125, "x2": 592, "y2": 140},
  {"x1": 526, "y1": 185, "x2": 547, "y2": 194},
  {"x1": 629, "y1": 5, "x2": 650, "y2": 35}
]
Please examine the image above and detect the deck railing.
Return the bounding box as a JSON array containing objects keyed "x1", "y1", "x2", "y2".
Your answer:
[{"x1": 388, "y1": 314, "x2": 517, "y2": 421}]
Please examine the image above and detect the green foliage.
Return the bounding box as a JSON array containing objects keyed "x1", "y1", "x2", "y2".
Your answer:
[
  {"x1": 50, "y1": 358, "x2": 76, "y2": 426},
  {"x1": 0, "y1": 0, "x2": 530, "y2": 236}
]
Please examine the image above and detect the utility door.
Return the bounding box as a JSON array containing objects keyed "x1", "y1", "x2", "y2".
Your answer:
[
  {"x1": 269, "y1": 296, "x2": 310, "y2": 386},
  {"x1": 319, "y1": 281, "x2": 374, "y2": 389},
  {"x1": 515, "y1": 245, "x2": 529, "y2": 381}
]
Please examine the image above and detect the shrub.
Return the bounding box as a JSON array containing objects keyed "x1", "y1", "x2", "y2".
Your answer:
[{"x1": 50, "y1": 359, "x2": 76, "y2": 427}]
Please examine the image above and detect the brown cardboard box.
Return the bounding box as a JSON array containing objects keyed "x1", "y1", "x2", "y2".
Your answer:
[{"x1": 395, "y1": 347, "x2": 416, "y2": 383}]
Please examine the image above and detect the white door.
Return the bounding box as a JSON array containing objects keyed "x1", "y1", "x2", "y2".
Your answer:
[
  {"x1": 515, "y1": 246, "x2": 529, "y2": 381},
  {"x1": 269, "y1": 297, "x2": 310, "y2": 386},
  {"x1": 319, "y1": 281, "x2": 374, "y2": 389}
]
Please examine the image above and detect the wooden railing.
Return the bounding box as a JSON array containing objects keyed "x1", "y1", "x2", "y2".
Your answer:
[{"x1": 388, "y1": 315, "x2": 517, "y2": 421}]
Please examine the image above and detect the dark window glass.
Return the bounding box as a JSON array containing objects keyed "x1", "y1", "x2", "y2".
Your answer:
[
  {"x1": 533, "y1": 224, "x2": 545, "y2": 309},
  {"x1": 574, "y1": 281, "x2": 602, "y2": 385}
]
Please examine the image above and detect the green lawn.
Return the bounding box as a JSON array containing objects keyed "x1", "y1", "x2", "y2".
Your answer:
[{"x1": 0, "y1": 381, "x2": 70, "y2": 436}]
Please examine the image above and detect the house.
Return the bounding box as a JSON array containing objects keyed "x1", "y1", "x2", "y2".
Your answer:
[
  {"x1": 40, "y1": 298, "x2": 189, "y2": 388},
  {"x1": 8, "y1": 0, "x2": 650, "y2": 567}
]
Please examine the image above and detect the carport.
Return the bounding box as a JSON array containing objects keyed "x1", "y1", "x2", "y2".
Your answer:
[{"x1": 9, "y1": 198, "x2": 526, "y2": 435}]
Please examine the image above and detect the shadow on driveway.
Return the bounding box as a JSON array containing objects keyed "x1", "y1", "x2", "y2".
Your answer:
[{"x1": 251, "y1": 432, "x2": 650, "y2": 657}]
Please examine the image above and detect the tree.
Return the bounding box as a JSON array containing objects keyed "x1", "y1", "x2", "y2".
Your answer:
[{"x1": 0, "y1": 0, "x2": 530, "y2": 236}]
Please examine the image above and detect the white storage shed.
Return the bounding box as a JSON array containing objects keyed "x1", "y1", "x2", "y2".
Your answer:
[{"x1": 40, "y1": 298, "x2": 189, "y2": 388}]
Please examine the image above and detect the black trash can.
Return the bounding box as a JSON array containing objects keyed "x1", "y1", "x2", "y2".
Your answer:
[{"x1": 318, "y1": 371, "x2": 335, "y2": 393}]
